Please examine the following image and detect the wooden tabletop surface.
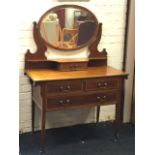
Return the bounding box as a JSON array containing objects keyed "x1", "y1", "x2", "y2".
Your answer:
[{"x1": 25, "y1": 66, "x2": 128, "y2": 82}]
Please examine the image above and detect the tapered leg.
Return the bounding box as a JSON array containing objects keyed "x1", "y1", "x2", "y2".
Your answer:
[
  {"x1": 40, "y1": 84, "x2": 46, "y2": 154},
  {"x1": 41, "y1": 110, "x2": 46, "y2": 146},
  {"x1": 32, "y1": 100, "x2": 35, "y2": 133},
  {"x1": 39, "y1": 109, "x2": 46, "y2": 154},
  {"x1": 96, "y1": 106, "x2": 100, "y2": 123},
  {"x1": 114, "y1": 101, "x2": 121, "y2": 140}
]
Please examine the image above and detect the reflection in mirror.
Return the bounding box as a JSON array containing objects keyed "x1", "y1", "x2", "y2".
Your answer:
[{"x1": 39, "y1": 7, "x2": 98, "y2": 50}]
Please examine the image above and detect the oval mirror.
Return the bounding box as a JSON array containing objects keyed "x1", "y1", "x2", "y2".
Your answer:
[{"x1": 38, "y1": 5, "x2": 98, "y2": 51}]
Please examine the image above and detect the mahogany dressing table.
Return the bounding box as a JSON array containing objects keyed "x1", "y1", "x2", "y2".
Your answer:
[{"x1": 24, "y1": 5, "x2": 128, "y2": 148}]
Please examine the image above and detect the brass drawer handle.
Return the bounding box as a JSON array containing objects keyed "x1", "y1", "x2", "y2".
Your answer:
[
  {"x1": 97, "y1": 96, "x2": 106, "y2": 102},
  {"x1": 59, "y1": 85, "x2": 71, "y2": 92},
  {"x1": 97, "y1": 82, "x2": 108, "y2": 88},
  {"x1": 59, "y1": 99, "x2": 70, "y2": 104}
]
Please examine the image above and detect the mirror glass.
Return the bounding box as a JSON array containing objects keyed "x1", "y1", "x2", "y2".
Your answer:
[{"x1": 39, "y1": 5, "x2": 98, "y2": 50}]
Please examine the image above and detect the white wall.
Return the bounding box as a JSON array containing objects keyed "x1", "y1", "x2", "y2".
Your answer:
[{"x1": 19, "y1": 0, "x2": 127, "y2": 133}]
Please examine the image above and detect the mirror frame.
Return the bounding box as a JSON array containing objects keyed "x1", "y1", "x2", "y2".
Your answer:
[{"x1": 38, "y1": 5, "x2": 99, "y2": 51}]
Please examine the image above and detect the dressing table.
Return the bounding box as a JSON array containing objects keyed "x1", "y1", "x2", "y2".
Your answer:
[{"x1": 24, "y1": 5, "x2": 128, "y2": 148}]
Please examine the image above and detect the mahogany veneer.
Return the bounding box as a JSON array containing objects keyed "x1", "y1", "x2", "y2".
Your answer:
[
  {"x1": 25, "y1": 66, "x2": 127, "y2": 146},
  {"x1": 24, "y1": 8, "x2": 128, "y2": 148}
]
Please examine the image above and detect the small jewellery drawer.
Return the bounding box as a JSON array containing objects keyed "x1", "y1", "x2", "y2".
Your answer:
[
  {"x1": 46, "y1": 80, "x2": 83, "y2": 95},
  {"x1": 86, "y1": 77, "x2": 120, "y2": 91},
  {"x1": 58, "y1": 62, "x2": 88, "y2": 71}
]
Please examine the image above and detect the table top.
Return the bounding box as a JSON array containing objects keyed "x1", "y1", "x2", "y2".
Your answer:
[{"x1": 25, "y1": 66, "x2": 128, "y2": 82}]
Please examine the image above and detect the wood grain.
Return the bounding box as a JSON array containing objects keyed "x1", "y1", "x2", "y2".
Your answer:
[{"x1": 26, "y1": 66, "x2": 128, "y2": 82}]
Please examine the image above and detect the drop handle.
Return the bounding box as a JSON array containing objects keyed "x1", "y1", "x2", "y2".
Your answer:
[
  {"x1": 97, "y1": 96, "x2": 106, "y2": 102},
  {"x1": 97, "y1": 82, "x2": 108, "y2": 88},
  {"x1": 59, "y1": 85, "x2": 71, "y2": 92}
]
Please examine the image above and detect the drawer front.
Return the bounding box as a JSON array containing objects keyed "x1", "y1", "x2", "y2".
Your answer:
[
  {"x1": 86, "y1": 77, "x2": 120, "y2": 91},
  {"x1": 47, "y1": 95, "x2": 87, "y2": 109},
  {"x1": 58, "y1": 62, "x2": 87, "y2": 71},
  {"x1": 46, "y1": 80, "x2": 83, "y2": 95},
  {"x1": 90, "y1": 91, "x2": 118, "y2": 105},
  {"x1": 46, "y1": 91, "x2": 118, "y2": 109}
]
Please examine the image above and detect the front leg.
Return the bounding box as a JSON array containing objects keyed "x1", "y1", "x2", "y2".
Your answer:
[
  {"x1": 41, "y1": 107, "x2": 46, "y2": 146},
  {"x1": 40, "y1": 83, "x2": 46, "y2": 152},
  {"x1": 40, "y1": 109, "x2": 46, "y2": 154},
  {"x1": 96, "y1": 106, "x2": 100, "y2": 123},
  {"x1": 114, "y1": 93, "x2": 121, "y2": 141},
  {"x1": 32, "y1": 100, "x2": 35, "y2": 133}
]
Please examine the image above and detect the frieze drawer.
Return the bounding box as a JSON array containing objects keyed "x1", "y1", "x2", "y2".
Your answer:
[
  {"x1": 92, "y1": 91, "x2": 118, "y2": 105},
  {"x1": 47, "y1": 95, "x2": 88, "y2": 109},
  {"x1": 46, "y1": 80, "x2": 83, "y2": 95},
  {"x1": 86, "y1": 77, "x2": 120, "y2": 91},
  {"x1": 46, "y1": 91, "x2": 118, "y2": 109}
]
